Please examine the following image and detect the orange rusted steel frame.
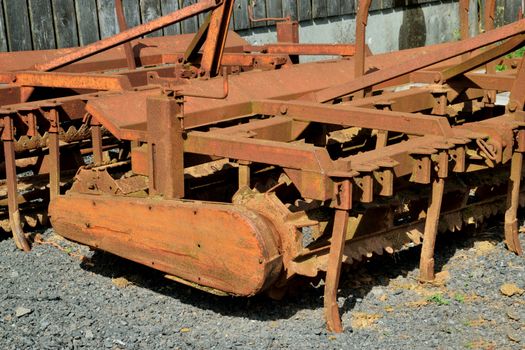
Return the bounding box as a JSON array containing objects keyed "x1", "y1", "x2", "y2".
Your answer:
[
  {"x1": 1, "y1": 71, "x2": 133, "y2": 91},
  {"x1": 459, "y1": 0, "x2": 470, "y2": 40},
  {"x1": 200, "y1": 0, "x2": 235, "y2": 77},
  {"x1": 315, "y1": 19, "x2": 525, "y2": 103},
  {"x1": 34, "y1": 0, "x2": 220, "y2": 72},
  {"x1": 410, "y1": 35, "x2": 525, "y2": 84},
  {"x1": 508, "y1": 53, "x2": 525, "y2": 113},
  {"x1": 485, "y1": 0, "x2": 497, "y2": 32},
  {"x1": 0, "y1": 110, "x2": 31, "y2": 251},
  {"x1": 354, "y1": 0, "x2": 371, "y2": 98},
  {"x1": 243, "y1": 43, "x2": 356, "y2": 56},
  {"x1": 251, "y1": 100, "x2": 454, "y2": 137},
  {"x1": 183, "y1": 15, "x2": 212, "y2": 64}
]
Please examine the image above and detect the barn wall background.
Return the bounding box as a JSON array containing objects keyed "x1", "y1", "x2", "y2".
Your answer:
[{"x1": 0, "y1": 0, "x2": 520, "y2": 53}]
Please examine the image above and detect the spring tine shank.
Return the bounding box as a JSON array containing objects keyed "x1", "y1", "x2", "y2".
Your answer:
[{"x1": 324, "y1": 208, "x2": 350, "y2": 333}]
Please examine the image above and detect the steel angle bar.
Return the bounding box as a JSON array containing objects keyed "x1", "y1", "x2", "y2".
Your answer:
[
  {"x1": 6, "y1": 72, "x2": 133, "y2": 91},
  {"x1": 34, "y1": 0, "x2": 221, "y2": 72},
  {"x1": 243, "y1": 43, "x2": 357, "y2": 56},
  {"x1": 314, "y1": 19, "x2": 525, "y2": 103},
  {"x1": 251, "y1": 100, "x2": 454, "y2": 137},
  {"x1": 184, "y1": 131, "x2": 339, "y2": 173}
]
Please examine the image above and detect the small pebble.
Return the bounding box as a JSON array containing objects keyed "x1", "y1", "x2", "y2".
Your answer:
[{"x1": 14, "y1": 307, "x2": 32, "y2": 318}]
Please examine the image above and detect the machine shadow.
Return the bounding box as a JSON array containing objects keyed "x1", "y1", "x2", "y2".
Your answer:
[{"x1": 79, "y1": 216, "x2": 512, "y2": 324}]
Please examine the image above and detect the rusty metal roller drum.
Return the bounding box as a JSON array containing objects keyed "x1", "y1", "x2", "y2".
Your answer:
[{"x1": 49, "y1": 193, "x2": 283, "y2": 296}]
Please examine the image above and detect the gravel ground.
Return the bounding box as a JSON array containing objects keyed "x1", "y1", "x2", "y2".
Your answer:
[{"x1": 0, "y1": 217, "x2": 524, "y2": 350}]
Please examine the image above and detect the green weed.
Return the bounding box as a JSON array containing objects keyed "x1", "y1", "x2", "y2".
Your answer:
[{"x1": 427, "y1": 293, "x2": 450, "y2": 305}]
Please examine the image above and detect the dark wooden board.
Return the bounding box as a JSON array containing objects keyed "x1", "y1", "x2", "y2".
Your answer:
[
  {"x1": 369, "y1": 0, "x2": 381, "y2": 12},
  {"x1": 282, "y1": 0, "x2": 298, "y2": 20},
  {"x1": 28, "y1": 0, "x2": 56, "y2": 50},
  {"x1": 503, "y1": 0, "x2": 520, "y2": 24},
  {"x1": 312, "y1": 0, "x2": 327, "y2": 19},
  {"x1": 341, "y1": 0, "x2": 355, "y2": 15},
  {"x1": 266, "y1": 0, "x2": 283, "y2": 24},
  {"x1": 123, "y1": 0, "x2": 142, "y2": 28},
  {"x1": 76, "y1": 0, "x2": 100, "y2": 45},
  {"x1": 327, "y1": 0, "x2": 340, "y2": 17},
  {"x1": 297, "y1": 0, "x2": 312, "y2": 21},
  {"x1": 3, "y1": 0, "x2": 32, "y2": 51},
  {"x1": 140, "y1": 0, "x2": 163, "y2": 37},
  {"x1": 234, "y1": 0, "x2": 250, "y2": 30},
  {"x1": 160, "y1": 0, "x2": 181, "y2": 35},
  {"x1": 180, "y1": 0, "x2": 199, "y2": 34},
  {"x1": 0, "y1": 0, "x2": 9, "y2": 51},
  {"x1": 52, "y1": 0, "x2": 79, "y2": 48},
  {"x1": 251, "y1": 0, "x2": 268, "y2": 28},
  {"x1": 97, "y1": 0, "x2": 119, "y2": 39}
]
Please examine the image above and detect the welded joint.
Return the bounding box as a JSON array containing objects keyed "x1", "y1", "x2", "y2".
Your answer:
[
  {"x1": 332, "y1": 179, "x2": 352, "y2": 211},
  {"x1": 352, "y1": 173, "x2": 373, "y2": 203},
  {"x1": 482, "y1": 89, "x2": 497, "y2": 108},
  {"x1": 374, "y1": 168, "x2": 394, "y2": 197},
  {"x1": 0, "y1": 110, "x2": 15, "y2": 141},
  {"x1": 450, "y1": 146, "x2": 467, "y2": 173},
  {"x1": 435, "y1": 151, "x2": 449, "y2": 178},
  {"x1": 430, "y1": 86, "x2": 451, "y2": 116},
  {"x1": 17, "y1": 107, "x2": 39, "y2": 137},
  {"x1": 508, "y1": 99, "x2": 522, "y2": 114},
  {"x1": 39, "y1": 103, "x2": 62, "y2": 134},
  {"x1": 411, "y1": 155, "x2": 432, "y2": 184}
]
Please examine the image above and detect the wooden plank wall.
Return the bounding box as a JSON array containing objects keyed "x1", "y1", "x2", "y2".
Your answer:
[{"x1": 0, "y1": 0, "x2": 508, "y2": 52}]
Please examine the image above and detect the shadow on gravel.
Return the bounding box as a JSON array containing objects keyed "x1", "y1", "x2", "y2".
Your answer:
[{"x1": 79, "y1": 215, "x2": 511, "y2": 324}]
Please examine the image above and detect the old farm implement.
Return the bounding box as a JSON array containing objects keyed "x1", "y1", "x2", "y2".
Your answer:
[{"x1": 0, "y1": 0, "x2": 524, "y2": 332}]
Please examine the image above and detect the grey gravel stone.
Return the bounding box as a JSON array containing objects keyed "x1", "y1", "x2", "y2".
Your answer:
[
  {"x1": 14, "y1": 307, "x2": 32, "y2": 318},
  {"x1": 0, "y1": 222, "x2": 524, "y2": 349}
]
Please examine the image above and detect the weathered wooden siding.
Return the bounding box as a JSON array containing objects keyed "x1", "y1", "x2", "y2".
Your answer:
[{"x1": 0, "y1": 0, "x2": 518, "y2": 52}]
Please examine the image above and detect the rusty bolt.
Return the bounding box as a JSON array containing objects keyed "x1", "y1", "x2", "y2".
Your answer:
[
  {"x1": 279, "y1": 105, "x2": 288, "y2": 115},
  {"x1": 433, "y1": 73, "x2": 442, "y2": 84},
  {"x1": 508, "y1": 101, "x2": 519, "y2": 113}
]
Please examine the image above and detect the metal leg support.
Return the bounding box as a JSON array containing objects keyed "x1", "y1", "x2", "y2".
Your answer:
[
  {"x1": 419, "y1": 177, "x2": 445, "y2": 282},
  {"x1": 324, "y1": 209, "x2": 349, "y2": 333},
  {"x1": 3, "y1": 140, "x2": 30, "y2": 251},
  {"x1": 48, "y1": 132, "x2": 61, "y2": 201},
  {"x1": 504, "y1": 152, "x2": 523, "y2": 255},
  {"x1": 91, "y1": 124, "x2": 103, "y2": 165}
]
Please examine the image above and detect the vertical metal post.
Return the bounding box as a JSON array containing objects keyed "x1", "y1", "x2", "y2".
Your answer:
[
  {"x1": 199, "y1": 0, "x2": 235, "y2": 77},
  {"x1": 42, "y1": 105, "x2": 61, "y2": 201},
  {"x1": 354, "y1": 0, "x2": 371, "y2": 99},
  {"x1": 485, "y1": 0, "x2": 497, "y2": 73},
  {"x1": 1, "y1": 113, "x2": 30, "y2": 251},
  {"x1": 276, "y1": 20, "x2": 299, "y2": 64},
  {"x1": 238, "y1": 160, "x2": 251, "y2": 189},
  {"x1": 459, "y1": 0, "x2": 470, "y2": 40},
  {"x1": 375, "y1": 102, "x2": 392, "y2": 149},
  {"x1": 147, "y1": 93, "x2": 185, "y2": 199},
  {"x1": 90, "y1": 119, "x2": 104, "y2": 165},
  {"x1": 504, "y1": 151, "x2": 523, "y2": 255}
]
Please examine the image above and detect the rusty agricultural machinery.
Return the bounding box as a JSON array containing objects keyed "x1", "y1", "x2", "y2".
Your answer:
[{"x1": 0, "y1": 0, "x2": 524, "y2": 332}]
